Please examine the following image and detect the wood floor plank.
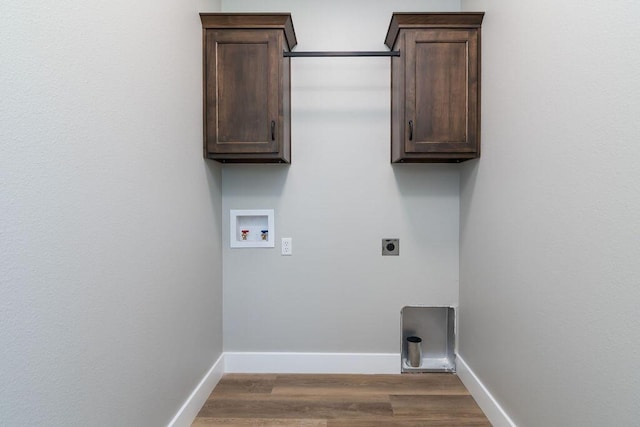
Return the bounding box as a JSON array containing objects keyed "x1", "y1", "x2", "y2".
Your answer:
[
  {"x1": 390, "y1": 394, "x2": 487, "y2": 421},
  {"x1": 327, "y1": 417, "x2": 491, "y2": 427},
  {"x1": 197, "y1": 396, "x2": 393, "y2": 419},
  {"x1": 210, "y1": 374, "x2": 276, "y2": 395},
  {"x1": 192, "y1": 417, "x2": 327, "y2": 426},
  {"x1": 272, "y1": 373, "x2": 468, "y2": 396}
]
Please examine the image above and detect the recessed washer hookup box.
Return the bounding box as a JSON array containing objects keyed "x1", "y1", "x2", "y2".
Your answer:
[{"x1": 401, "y1": 306, "x2": 456, "y2": 373}]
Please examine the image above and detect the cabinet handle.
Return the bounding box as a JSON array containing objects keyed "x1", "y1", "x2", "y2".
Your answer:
[
  {"x1": 271, "y1": 120, "x2": 276, "y2": 141},
  {"x1": 408, "y1": 120, "x2": 414, "y2": 141}
]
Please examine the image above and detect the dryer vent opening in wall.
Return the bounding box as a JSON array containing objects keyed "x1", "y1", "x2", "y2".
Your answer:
[{"x1": 401, "y1": 306, "x2": 456, "y2": 373}]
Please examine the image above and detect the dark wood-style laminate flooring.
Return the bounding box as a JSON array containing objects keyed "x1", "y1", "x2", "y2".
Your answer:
[{"x1": 192, "y1": 373, "x2": 491, "y2": 426}]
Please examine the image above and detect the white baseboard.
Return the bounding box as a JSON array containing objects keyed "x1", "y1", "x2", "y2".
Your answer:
[
  {"x1": 224, "y1": 352, "x2": 401, "y2": 374},
  {"x1": 456, "y1": 354, "x2": 517, "y2": 427},
  {"x1": 167, "y1": 353, "x2": 225, "y2": 427}
]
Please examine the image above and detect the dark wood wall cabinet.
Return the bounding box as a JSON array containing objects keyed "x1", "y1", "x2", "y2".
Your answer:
[
  {"x1": 199, "y1": 12, "x2": 483, "y2": 164},
  {"x1": 386, "y1": 13, "x2": 484, "y2": 163},
  {"x1": 200, "y1": 14, "x2": 297, "y2": 163}
]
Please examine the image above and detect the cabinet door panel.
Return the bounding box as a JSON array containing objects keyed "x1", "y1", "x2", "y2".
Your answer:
[
  {"x1": 218, "y1": 42, "x2": 269, "y2": 143},
  {"x1": 205, "y1": 30, "x2": 279, "y2": 154},
  {"x1": 406, "y1": 29, "x2": 478, "y2": 154},
  {"x1": 415, "y1": 42, "x2": 467, "y2": 143}
]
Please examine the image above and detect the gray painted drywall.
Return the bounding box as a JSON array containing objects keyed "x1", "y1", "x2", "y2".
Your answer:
[
  {"x1": 0, "y1": 0, "x2": 223, "y2": 425},
  {"x1": 221, "y1": 0, "x2": 462, "y2": 353},
  {"x1": 459, "y1": 1, "x2": 640, "y2": 425}
]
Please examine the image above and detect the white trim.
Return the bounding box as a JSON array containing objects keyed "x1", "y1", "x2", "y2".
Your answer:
[
  {"x1": 224, "y1": 352, "x2": 401, "y2": 374},
  {"x1": 456, "y1": 354, "x2": 517, "y2": 427},
  {"x1": 167, "y1": 353, "x2": 225, "y2": 427}
]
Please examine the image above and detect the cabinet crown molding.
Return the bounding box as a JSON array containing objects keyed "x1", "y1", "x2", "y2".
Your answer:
[
  {"x1": 385, "y1": 12, "x2": 484, "y2": 49},
  {"x1": 200, "y1": 13, "x2": 297, "y2": 51}
]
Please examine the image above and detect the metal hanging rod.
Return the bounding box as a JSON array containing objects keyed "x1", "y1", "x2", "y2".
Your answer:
[{"x1": 284, "y1": 51, "x2": 400, "y2": 58}]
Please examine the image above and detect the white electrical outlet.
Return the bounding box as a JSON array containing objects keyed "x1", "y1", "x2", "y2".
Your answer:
[{"x1": 281, "y1": 237, "x2": 292, "y2": 256}]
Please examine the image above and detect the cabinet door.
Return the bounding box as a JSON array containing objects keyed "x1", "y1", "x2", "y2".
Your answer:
[
  {"x1": 405, "y1": 29, "x2": 479, "y2": 155},
  {"x1": 204, "y1": 30, "x2": 280, "y2": 155}
]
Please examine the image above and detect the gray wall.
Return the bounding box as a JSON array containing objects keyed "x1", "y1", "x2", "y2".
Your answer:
[
  {"x1": 0, "y1": 0, "x2": 223, "y2": 425},
  {"x1": 221, "y1": 0, "x2": 462, "y2": 353},
  {"x1": 459, "y1": 0, "x2": 640, "y2": 425}
]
